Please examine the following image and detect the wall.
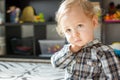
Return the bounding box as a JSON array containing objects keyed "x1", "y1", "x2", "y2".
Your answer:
[
  {"x1": 102, "y1": 0, "x2": 120, "y2": 10},
  {"x1": 29, "y1": 0, "x2": 61, "y2": 22},
  {"x1": 21, "y1": 25, "x2": 34, "y2": 38},
  {"x1": 0, "y1": 0, "x2": 4, "y2": 13},
  {"x1": 47, "y1": 24, "x2": 64, "y2": 40},
  {"x1": 101, "y1": 0, "x2": 120, "y2": 45},
  {"x1": 0, "y1": 0, "x2": 5, "y2": 23},
  {"x1": 94, "y1": 24, "x2": 101, "y2": 40},
  {"x1": 102, "y1": 23, "x2": 120, "y2": 44}
]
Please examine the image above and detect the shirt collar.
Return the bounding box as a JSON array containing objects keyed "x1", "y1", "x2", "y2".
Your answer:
[{"x1": 83, "y1": 39, "x2": 101, "y2": 48}]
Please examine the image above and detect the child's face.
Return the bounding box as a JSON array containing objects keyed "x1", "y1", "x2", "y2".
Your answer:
[{"x1": 60, "y1": 5, "x2": 98, "y2": 47}]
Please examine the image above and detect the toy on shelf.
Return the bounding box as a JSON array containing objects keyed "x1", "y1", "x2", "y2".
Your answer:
[
  {"x1": 35, "y1": 13, "x2": 45, "y2": 23},
  {"x1": 48, "y1": 44, "x2": 62, "y2": 54},
  {"x1": 39, "y1": 40, "x2": 64, "y2": 55},
  {"x1": 104, "y1": 11, "x2": 120, "y2": 22},
  {"x1": 7, "y1": 6, "x2": 21, "y2": 23},
  {"x1": 110, "y1": 42, "x2": 120, "y2": 57},
  {"x1": 20, "y1": 6, "x2": 36, "y2": 23},
  {"x1": 104, "y1": 2, "x2": 120, "y2": 22},
  {"x1": 108, "y1": 2, "x2": 116, "y2": 15}
]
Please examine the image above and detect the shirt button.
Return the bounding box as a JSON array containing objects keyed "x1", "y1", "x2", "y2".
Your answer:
[
  {"x1": 75, "y1": 71, "x2": 79, "y2": 76},
  {"x1": 76, "y1": 57, "x2": 80, "y2": 63},
  {"x1": 77, "y1": 59, "x2": 80, "y2": 63}
]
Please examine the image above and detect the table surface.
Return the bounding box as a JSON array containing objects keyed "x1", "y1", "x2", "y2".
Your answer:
[{"x1": 0, "y1": 61, "x2": 64, "y2": 80}]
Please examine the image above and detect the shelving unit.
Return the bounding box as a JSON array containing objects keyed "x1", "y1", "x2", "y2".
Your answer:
[
  {"x1": 0, "y1": 0, "x2": 64, "y2": 59},
  {"x1": 0, "y1": 0, "x2": 119, "y2": 59},
  {"x1": 102, "y1": 22, "x2": 120, "y2": 45},
  {"x1": 101, "y1": 0, "x2": 120, "y2": 45}
]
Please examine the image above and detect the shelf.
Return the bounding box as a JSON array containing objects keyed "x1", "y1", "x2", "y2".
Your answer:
[
  {"x1": 0, "y1": 22, "x2": 56, "y2": 26},
  {"x1": 0, "y1": 56, "x2": 50, "y2": 62},
  {"x1": 104, "y1": 20, "x2": 120, "y2": 23}
]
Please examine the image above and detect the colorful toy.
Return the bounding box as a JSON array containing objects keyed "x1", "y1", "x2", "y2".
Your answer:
[
  {"x1": 20, "y1": 6, "x2": 36, "y2": 23},
  {"x1": 108, "y1": 2, "x2": 116, "y2": 15},
  {"x1": 104, "y1": 11, "x2": 120, "y2": 21},
  {"x1": 110, "y1": 42, "x2": 120, "y2": 57},
  {"x1": 35, "y1": 13, "x2": 45, "y2": 22},
  {"x1": 7, "y1": 6, "x2": 21, "y2": 23},
  {"x1": 104, "y1": 2, "x2": 120, "y2": 21},
  {"x1": 48, "y1": 44, "x2": 62, "y2": 53}
]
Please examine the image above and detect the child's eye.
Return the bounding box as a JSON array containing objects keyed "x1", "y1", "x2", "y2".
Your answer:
[
  {"x1": 65, "y1": 29, "x2": 71, "y2": 33},
  {"x1": 78, "y1": 24, "x2": 83, "y2": 28}
]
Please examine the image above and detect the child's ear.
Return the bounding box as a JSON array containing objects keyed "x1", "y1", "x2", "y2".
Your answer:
[{"x1": 92, "y1": 15, "x2": 98, "y2": 28}]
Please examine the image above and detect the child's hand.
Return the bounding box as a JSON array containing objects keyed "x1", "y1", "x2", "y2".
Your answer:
[{"x1": 70, "y1": 44, "x2": 82, "y2": 53}]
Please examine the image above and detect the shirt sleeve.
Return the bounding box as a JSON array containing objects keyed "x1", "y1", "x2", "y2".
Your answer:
[
  {"x1": 99, "y1": 46, "x2": 120, "y2": 80},
  {"x1": 51, "y1": 44, "x2": 76, "y2": 69}
]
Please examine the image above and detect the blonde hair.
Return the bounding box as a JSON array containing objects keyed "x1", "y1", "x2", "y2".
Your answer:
[{"x1": 56, "y1": 0, "x2": 98, "y2": 37}]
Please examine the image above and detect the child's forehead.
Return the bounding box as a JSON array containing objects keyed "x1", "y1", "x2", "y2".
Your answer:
[
  {"x1": 63, "y1": 5, "x2": 85, "y2": 17},
  {"x1": 66, "y1": 3, "x2": 82, "y2": 11},
  {"x1": 61, "y1": 4, "x2": 93, "y2": 21},
  {"x1": 60, "y1": 2, "x2": 94, "y2": 18}
]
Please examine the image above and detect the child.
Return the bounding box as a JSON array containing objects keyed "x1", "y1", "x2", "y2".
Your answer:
[{"x1": 51, "y1": 0, "x2": 120, "y2": 80}]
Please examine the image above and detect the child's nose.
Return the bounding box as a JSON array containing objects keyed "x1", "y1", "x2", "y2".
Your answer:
[{"x1": 72, "y1": 30, "x2": 80, "y2": 37}]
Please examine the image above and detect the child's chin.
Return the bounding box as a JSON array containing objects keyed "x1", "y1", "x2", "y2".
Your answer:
[
  {"x1": 75, "y1": 44, "x2": 84, "y2": 48},
  {"x1": 75, "y1": 42, "x2": 85, "y2": 46}
]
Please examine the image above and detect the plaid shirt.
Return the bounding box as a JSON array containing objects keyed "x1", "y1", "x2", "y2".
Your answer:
[{"x1": 51, "y1": 39, "x2": 120, "y2": 80}]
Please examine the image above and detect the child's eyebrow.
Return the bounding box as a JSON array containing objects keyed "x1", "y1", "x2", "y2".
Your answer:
[{"x1": 63, "y1": 26, "x2": 69, "y2": 29}]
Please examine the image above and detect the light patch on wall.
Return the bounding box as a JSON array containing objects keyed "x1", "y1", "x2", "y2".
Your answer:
[
  {"x1": 21, "y1": 25, "x2": 34, "y2": 38},
  {"x1": 47, "y1": 24, "x2": 64, "y2": 40},
  {"x1": 94, "y1": 24, "x2": 101, "y2": 41}
]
